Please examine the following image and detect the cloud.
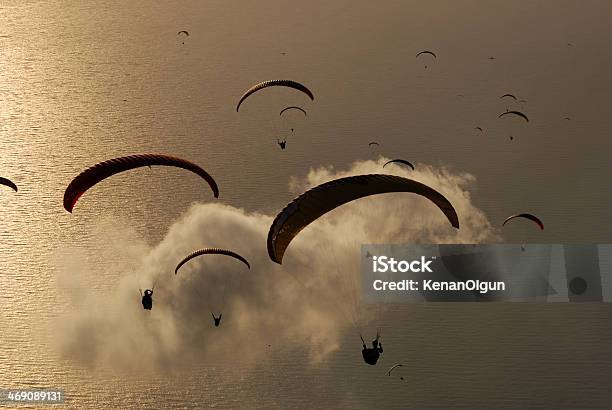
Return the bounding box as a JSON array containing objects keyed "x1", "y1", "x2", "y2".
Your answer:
[{"x1": 55, "y1": 158, "x2": 497, "y2": 372}]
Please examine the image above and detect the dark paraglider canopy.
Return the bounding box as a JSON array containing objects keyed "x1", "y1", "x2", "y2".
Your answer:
[
  {"x1": 236, "y1": 80, "x2": 314, "y2": 112},
  {"x1": 502, "y1": 213, "x2": 544, "y2": 230},
  {"x1": 267, "y1": 174, "x2": 460, "y2": 264},
  {"x1": 0, "y1": 177, "x2": 17, "y2": 192},
  {"x1": 63, "y1": 154, "x2": 219, "y2": 212},
  {"x1": 500, "y1": 94, "x2": 518, "y2": 100},
  {"x1": 368, "y1": 141, "x2": 380, "y2": 147},
  {"x1": 416, "y1": 50, "x2": 437, "y2": 59},
  {"x1": 498, "y1": 110, "x2": 529, "y2": 123},
  {"x1": 383, "y1": 159, "x2": 415, "y2": 170},
  {"x1": 474, "y1": 126, "x2": 483, "y2": 132},
  {"x1": 388, "y1": 363, "x2": 403, "y2": 376},
  {"x1": 175, "y1": 248, "x2": 251, "y2": 274},
  {"x1": 279, "y1": 106, "x2": 307, "y2": 117},
  {"x1": 177, "y1": 30, "x2": 189, "y2": 36}
]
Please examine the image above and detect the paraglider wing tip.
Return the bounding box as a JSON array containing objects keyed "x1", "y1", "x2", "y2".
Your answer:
[
  {"x1": 267, "y1": 227, "x2": 284, "y2": 264},
  {"x1": 0, "y1": 177, "x2": 18, "y2": 192},
  {"x1": 268, "y1": 244, "x2": 282, "y2": 264},
  {"x1": 448, "y1": 212, "x2": 460, "y2": 229},
  {"x1": 63, "y1": 194, "x2": 77, "y2": 213}
]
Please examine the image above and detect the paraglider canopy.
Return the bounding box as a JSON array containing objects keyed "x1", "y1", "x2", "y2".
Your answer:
[
  {"x1": 502, "y1": 213, "x2": 544, "y2": 230},
  {"x1": 236, "y1": 80, "x2": 314, "y2": 112},
  {"x1": 500, "y1": 94, "x2": 518, "y2": 100},
  {"x1": 388, "y1": 363, "x2": 403, "y2": 376},
  {"x1": 63, "y1": 154, "x2": 219, "y2": 213},
  {"x1": 416, "y1": 50, "x2": 437, "y2": 59},
  {"x1": 267, "y1": 174, "x2": 460, "y2": 264},
  {"x1": 279, "y1": 106, "x2": 307, "y2": 117},
  {"x1": 175, "y1": 248, "x2": 251, "y2": 274},
  {"x1": 498, "y1": 110, "x2": 529, "y2": 123},
  {"x1": 383, "y1": 159, "x2": 415, "y2": 170}
]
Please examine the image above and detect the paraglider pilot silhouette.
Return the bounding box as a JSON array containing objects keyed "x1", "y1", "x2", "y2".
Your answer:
[
  {"x1": 361, "y1": 332, "x2": 383, "y2": 365},
  {"x1": 212, "y1": 313, "x2": 222, "y2": 327},
  {"x1": 277, "y1": 138, "x2": 287, "y2": 150},
  {"x1": 140, "y1": 288, "x2": 153, "y2": 310}
]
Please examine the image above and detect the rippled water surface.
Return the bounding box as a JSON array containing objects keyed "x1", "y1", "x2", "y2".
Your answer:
[{"x1": 1, "y1": 1, "x2": 612, "y2": 408}]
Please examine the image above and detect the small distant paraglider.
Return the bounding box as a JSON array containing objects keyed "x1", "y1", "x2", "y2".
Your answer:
[
  {"x1": 388, "y1": 364, "x2": 404, "y2": 379},
  {"x1": 502, "y1": 213, "x2": 544, "y2": 230},
  {"x1": 500, "y1": 94, "x2": 518, "y2": 101},
  {"x1": 474, "y1": 126, "x2": 483, "y2": 133},
  {"x1": 498, "y1": 110, "x2": 529, "y2": 123},
  {"x1": 416, "y1": 50, "x2": 436, "y2": 69},
  {"x1": 175, "y1": 248, "x2": 250, "y2": 328},
  {"x1": 369, "y1": 141, "x2": 380, "y2": 148},
  {"x1": 177, "y1": 30, "x2": 189, "y2": 44}
]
